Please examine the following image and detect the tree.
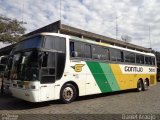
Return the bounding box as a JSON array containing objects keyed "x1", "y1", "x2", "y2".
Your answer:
[{"x1": 0, "y1": 16, "x2": 26, "y2": 43}]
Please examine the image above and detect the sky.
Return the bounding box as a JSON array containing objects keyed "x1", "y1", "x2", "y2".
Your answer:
[{"x1": 0, "y1": 0, "x2": 160, "y2": 51}]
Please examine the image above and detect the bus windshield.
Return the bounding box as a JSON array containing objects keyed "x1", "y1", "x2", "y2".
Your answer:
[
  {"x1": 8, "y1": 35, "x2": 66, "y2": 82},
  {"x1": 13, "y1": 36, "x2": 43, "y2": 52},
  {"x1": 11, "y1": 50, "x2": 41, "y2": 81}
]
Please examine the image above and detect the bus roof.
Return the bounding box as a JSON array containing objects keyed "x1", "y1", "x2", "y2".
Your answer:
[{"x1": 36, "y1": 32, "x2": 155, "y2": 57}]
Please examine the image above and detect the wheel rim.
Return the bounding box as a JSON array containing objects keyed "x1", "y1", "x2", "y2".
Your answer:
[
  {"x1": 138, "y1": 82, "x2": 142, "y2": 91},
  {"x1": 63, "y1": 87, "x2": 74, "y2": 101},
  {"x1": 144, "y1": 81, "x2": 148, "y2": 89}
]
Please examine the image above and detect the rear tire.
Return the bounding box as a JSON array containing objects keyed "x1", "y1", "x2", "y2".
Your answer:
[
  {"x1": 60, "y1": 84, "x2": 77, "y2": 104},
  {"x1": 143, "y1": 80, "x2": 149, "y2": 91},
  {"x1": 137, "y1": 80, "x2": 143, "y2": 92}
]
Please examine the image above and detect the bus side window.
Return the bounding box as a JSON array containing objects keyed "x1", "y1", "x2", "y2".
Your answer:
[
  {"x1": 124, "y1": 52, "x2": 135, "y2": 63},
  {"x1": 110, "y1": 49, "x2": 123, "y2": 62},
  {"x1": 145, "y1": 56, "x2": 148, "y2": 64},
  {"x1": 152, "y1": 57, "x2": 155, "y2": 65},
  {"x1": 136, "y1": 54, "x2": 141, "y2": 64},
  {"x1": 121, "y1": 51, "x2": 124, "y2": 62},
  {"x1": 145, "y1": 56, "x2": 152, "y2": 65},
  {"x1": 92, "y1": 46, "x2": 109, "y2": 60},
  {"x1": 85, "y1": 44, "x2": 91, "y2": 58},
  {"x1": 70, "y1": 41, "x2": 85, "y2": 58},
  {"x1": 70, "y1": 42, "x2": 75, "y2": 57},
  {"x1": 140, "y1": 55, "x2": 144, "y2": 64},
  {"x1": 110, "y1": 49, "x2": 117, "y2": 61},
  {"x1": 103, "y1": 48, "x2": 110, "y2": 60},
  {"x1": 149, "y1": 57, "x2": 152, "y2": 65}
]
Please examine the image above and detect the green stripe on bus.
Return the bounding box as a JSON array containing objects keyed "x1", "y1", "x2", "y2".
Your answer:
[
  {"x1": 86, "y1": 62, "x2": 112, "y2": 93},
  {"x1": 99, "y1": 63, "x2": 120, "y2": 91}
]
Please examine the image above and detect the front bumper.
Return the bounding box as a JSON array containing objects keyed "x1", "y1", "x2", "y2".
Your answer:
[{"x1": 10, "y1": 87, "x2": 40, "y2": 102}]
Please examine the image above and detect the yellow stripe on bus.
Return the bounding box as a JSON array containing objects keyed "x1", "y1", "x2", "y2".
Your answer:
[
  {"x1": 110, "y1": 64, "x2": 157, "y2": 90},
  {"x1": 97, "y1": 42, "x2": 109, "y2": 47}
]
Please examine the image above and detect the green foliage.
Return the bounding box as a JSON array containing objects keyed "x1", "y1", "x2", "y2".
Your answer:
[{"x1": 0, "y1": 16, "x2": 26, "y2": 43}]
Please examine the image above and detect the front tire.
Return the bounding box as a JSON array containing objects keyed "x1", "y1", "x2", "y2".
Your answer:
[
  {"x1": 60, "y1": 84, "x2": 77, "y2": 104},
  {"x1": 137, "y1": 80, "x2": 143, "y2": 92}
]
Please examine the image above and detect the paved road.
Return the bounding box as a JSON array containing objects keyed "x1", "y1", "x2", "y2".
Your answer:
[{"x1": 0, "y1": 82, "x2": 160, "y2": 119}]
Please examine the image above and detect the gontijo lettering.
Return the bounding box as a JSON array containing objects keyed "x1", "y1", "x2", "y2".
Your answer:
[{"x1": 125, "y1": 66, "x2": 143, "y2": 72}]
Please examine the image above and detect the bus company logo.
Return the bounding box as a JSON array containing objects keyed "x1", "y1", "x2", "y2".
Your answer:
[
  {"x1": 124, "y1": 66, "x2": 143, "y2": 72},
  {"x1": 71, "y1": 64, "x2": 84, "y2": 72}
]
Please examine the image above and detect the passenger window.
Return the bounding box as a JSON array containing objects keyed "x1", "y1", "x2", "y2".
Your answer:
[
  {"x1": 70, "y1": 41, "x2": 85, "y2": 58},
  {"x1": 145, "y1": 56, "x2": 152, "y2": 65},
  {"x1": 70, "y1": 42, "x2": 75, "y2": 57},
  {"x1": 110, "y1": 49, "x2": 117, "y2": 61},
  {"x1": 102, "y1": 49, "x2": 110, "y2": 60},
  {"x1": 70, "y1": 41, "x2": 92, "y2": 59},
  {"x1": 124, "y1": 52, "x2": 135, "y2": 63},
  {"x1": 110, "y1": 49, "x2": 123, "y2": 62},
  {"x1": 136, "y1": 54, "x2": 144, "y2": 64},
  {"x1": 152, "y1": 57, "x2": 155, "y2": 65},
  {"x1": 92, "y1": 46, "x2": 100, "y2": 59},
  {"x1": 85, "y1": 45, "x2": 92, "y2": 58},
  {"x1": 92, "y1": 46, "x2": 109, "y2": 60},
  {"x1": 121, "y1": 51, "x2": 124, "y2": 62}
]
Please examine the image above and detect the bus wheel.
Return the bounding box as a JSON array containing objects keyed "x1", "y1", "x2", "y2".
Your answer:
[
  {"x1": 143, "y1": 80, "x2": 149, "y2": 91},
  {"x1": 60, "y1": 84, "x2": 77, "y2": 104},
  {"x1": 137, "y1": 80, "x2": 143, "y2": 92}
]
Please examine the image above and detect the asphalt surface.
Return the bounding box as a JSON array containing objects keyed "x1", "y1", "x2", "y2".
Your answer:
[{"x1": 0, "y1": 82, "x2": 160, "y2": 119}]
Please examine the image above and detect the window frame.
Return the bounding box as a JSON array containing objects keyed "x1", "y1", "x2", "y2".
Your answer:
[
  {"x1": 136, "y1": 54, "x2": 144, "y2": 65},
  {"x1": 124, "y1": 51, "x2": 136, "y2": 63},
  {"x1": 92, "y1": 45, "x2": 110, "y2": 61},
  {"x1": 69, "y1": 39, "x2": 156, "y2": 66},
  {"x1": 44, "y1": 35, "x2": 66, "y2": 53},
  {"x1": 110, "y1": 48, "x2": 124, "y2": 63}
]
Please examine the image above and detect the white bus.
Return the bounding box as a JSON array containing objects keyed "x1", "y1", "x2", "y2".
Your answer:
[{"x1": 5, "y1": 33, "x2": 157, "y2": 103}]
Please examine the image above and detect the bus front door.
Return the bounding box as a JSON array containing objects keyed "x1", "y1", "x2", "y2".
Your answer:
[{"x1": 40, "y1": 52, "x2": 56, "y2": 101}]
